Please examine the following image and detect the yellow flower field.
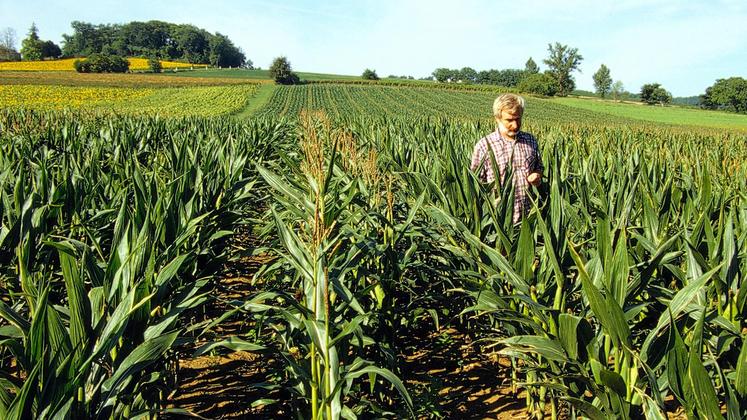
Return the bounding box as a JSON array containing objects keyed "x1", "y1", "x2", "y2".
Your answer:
[
  {"x1": 0, "y1": 58, "x2": 201, "y2": 71},
  {"x1": 0, "y1": 84, "x2": 259, "y2": 117},
  {"x1": 0, "y1": 71, "x2": 268, "y2": 88},
  {"x1": 0, "y1": 85, "x2": 155, "y2": 109}
]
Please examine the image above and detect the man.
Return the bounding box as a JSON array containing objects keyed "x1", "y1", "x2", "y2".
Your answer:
[{"x1": 470, "y1": 93, "x2": 543, "y2": 223}]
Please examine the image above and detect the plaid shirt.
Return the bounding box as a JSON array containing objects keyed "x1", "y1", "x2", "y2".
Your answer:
[{"x1": 470, "y1": 130, "x2": 543, "y2": 222}]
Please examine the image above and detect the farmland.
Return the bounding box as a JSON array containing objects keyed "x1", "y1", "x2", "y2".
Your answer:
[
  {"x1": 0, "y1": 83, "x2": 261, "y2": 117},
  {"x1": 556, "y1": 96, "x2": 747, "y2": 130},
  {"x1": 1, "y1": 71, "x2": 747, "y2": 420},
  {"x1": 0, "y1": 57, "x2": 198, "y2": 71}
]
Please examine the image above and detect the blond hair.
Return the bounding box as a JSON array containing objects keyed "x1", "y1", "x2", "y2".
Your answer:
[{"x1": 492, "y1": 93, "x2": 525, "y2": 116}]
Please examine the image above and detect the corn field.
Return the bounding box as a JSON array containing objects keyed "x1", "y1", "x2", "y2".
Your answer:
[{"x1": 1, "y1": 103, "x2": 746, "y2": 419}]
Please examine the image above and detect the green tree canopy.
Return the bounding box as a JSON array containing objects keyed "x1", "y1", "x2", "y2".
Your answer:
[
  {"x1": 74, "y1": 53, "x2": 129, "y2": 73},
  {"x1": 209, "y1": 33, "x2": 246, "y2": 67},
  {"x1": 459, "y1": 67, "x2": 477, "y2": 82},
  {"x1": 700, "y1": 77, "x2": 747, "y2": 114},
  {"x1": 611, "y1": 80, "x2": 626, "y2": 101},
  {"x1": 640, "y1": 83, "x2": 672, "y2": 105},
  {"x1": 40, "y1": 40, "x2": 62, "y2": 59},
  {"x1": 60, "y1": 20, "x2": 247, "y2": 66},
  {"x1": 592, "y1": 64, "x2": 612, "y2": 98},
  {"x1": 525, "y1": 57, "x2": 539, "y2": 74},
  {"x1": 476, "y1": 68, "x2": 525, "y2": 87},
  {"x1": 20, "y1": 23, "x2": 43, "y2": 60},
  {"x1": 362, "y1": 68, "x2": 379, "y2": 80},
  {"x1": 543, "y1": 42, "x2": 583, "y2": 96},
  {"x1": 517, "y1": 72, "x2": 558, "y2": 96},
  {"x1": 269, "y1": 56, "x2": 299, "y2": 85},
  {"x1": 432, "y1": 67, "x2": 458, "y2": 82}
]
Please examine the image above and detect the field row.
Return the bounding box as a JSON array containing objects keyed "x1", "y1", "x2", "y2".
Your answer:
[
  {"x1": 0, "y1": 84, "x2": 261, "y2": 117},
  {"x1": 0, "y1": 57, "x2": 201, "y2": 71},
  {"x1": 253, "y1": 84, "x2": 652, "y2": 128},
  {"x1": 0, "y1": 71, "x2": 270, "y2": 88}
]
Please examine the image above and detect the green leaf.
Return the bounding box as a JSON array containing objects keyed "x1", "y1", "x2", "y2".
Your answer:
[
  {"x1": 641, "y1": 263, "x2": 722, "y2": 361},
  {"x1": 687, "y1": 310, "x2": 721, "y2": 420},
  {"x1": 345, "y1": 365, "x2": 413, "y2": 414},
  {"x1": 192, "y1": 337, "x2": 266, "y2": 356},
  {"x1": 58, "y1": 246, "x2": 92, "y2": 370},
  {"x1": 561, "y1": 396, "x2": 606, "y2": 420},
  {"x1": 735, "y1": 336, "x2": 747, "y2": 397},
  {"x1": 638, "y1": 391, "x2": 666, "y2": 420},
  {"x1": 666, "y1": 313, "x2": 692, "y2": 411},
  {"x1": 0, "y1": 300, "x2": 30, "y2": 334},
  {"x1": 558, "y1": 313, "x2": 591, "y2": 361},
  {"x1": 569, "y1": 241, "x2": 630, "y2": 347},
  {"x1": 5, "y1": 359, "x2": 40, "y2": 420},
  {"x1": 102, "y1": 331, "x2": 179, "y2": 398},
  {"x1": 499, "y1": 335, "x2": 568, "y2": 362}
]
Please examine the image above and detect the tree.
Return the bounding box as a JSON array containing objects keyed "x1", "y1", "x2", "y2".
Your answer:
[
  {"x1": 640, "y1": 83, "x2": 672, "y2": 105},
  {"x1": 592, "y1": 64, "x2": 612, "y2": 98},
  {"x1": 174, "y1": 25, "x2": 210, "y2": 64},
  {"x1": 517, "y1": 72, "x2": 557, "y2": 96},
  {"x1": 459, "y1": 67, "x2": 477, "y2": 82},
  {"x1": 148, "y1": 56, "x2": 162, "y2": 73},
  {"x1": 497, "y1": 69, "x2": 526, "y2": 87},
  {"x1": 474, "y1": 68, "x2": 525, "y2": 87},
  {"x1": 20, "y1": 23, "x2": 43, "y2": 61},
  {"x1": 74, "y1": 53, "x2": 129, "y2": 73},
  {"x1": 40, "y1": 40, "x2": 61, "y2": 59},
  {"x1": 611, "y1": 80, "x2": 625, "y2": 101},
  {"x1": 269, "y1": 56, "x2": 299, "y2": 85},
  {"x1": 0, "y1": 27, "x2": 20, "y2": 61},
  {"x1": 543, "y1": 42, "x2": 583, "y2": 96},
  {"x1": 209, "y1": 32, "x2": 245, "y2": 67},
  {"x1": 525, "y1": 57, "x2": 539, "y2": 74},
  {"x1": 701, "y1": 77, "x2": 747, "y2": 113},
  {"x1": 432, "y1": 67, "x2": 458, "y2": 82},
  {"x1": 362, "y1": 68, "x2": 379, "y2": 80},
  {"x1": 62, "y1": 21, "x2": 104, "y2": 57}
]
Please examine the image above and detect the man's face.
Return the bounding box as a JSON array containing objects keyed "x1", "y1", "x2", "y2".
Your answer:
[{"x1": 496, "y1": 108, "x2": 522, "y2": 140}]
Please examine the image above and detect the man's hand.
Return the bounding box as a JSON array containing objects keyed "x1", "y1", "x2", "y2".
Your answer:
[{"x1": 527, "y1": 172, "x2": 541, "y2": 186}]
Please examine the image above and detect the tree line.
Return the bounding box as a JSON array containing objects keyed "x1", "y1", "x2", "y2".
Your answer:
[
  {"x1": 429, "y1": 43, "x2": 584, "y2": 97},
  {"x1": 0, "y1": 21, "x2": 249, "y2": 68},
  {"x1": 61, "y1": 21, "x2": 248, "y2": 67}
]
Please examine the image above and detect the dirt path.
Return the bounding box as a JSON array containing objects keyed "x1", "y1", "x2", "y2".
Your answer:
[
  {"x1": 165, "y1": 242, "x2": 533, "y2": 419},
  {"x1": 400, "y1": 325, "x2": 529, "y2": 419}
]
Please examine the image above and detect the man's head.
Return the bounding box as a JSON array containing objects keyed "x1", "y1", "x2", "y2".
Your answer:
[{"x1": 493, "y1": 93, "x2": 525, "y2": 140}]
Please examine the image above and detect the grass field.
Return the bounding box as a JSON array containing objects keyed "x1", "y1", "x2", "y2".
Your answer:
[
  {"x1": 150, "y1": 67, "x2": 363, "y2": 81},
  {"x1": 555, "y1": 96, "x2": 747, "y2": 130}
]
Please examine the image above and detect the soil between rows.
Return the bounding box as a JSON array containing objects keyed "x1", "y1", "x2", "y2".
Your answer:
[{"x1": 165, "y1": 241, "x2": 532, "y2": 419}]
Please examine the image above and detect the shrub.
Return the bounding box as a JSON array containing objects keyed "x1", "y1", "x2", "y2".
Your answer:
[
  {"x1": 362, "y1": 69, "x2": 379, "y2": 80},
  {"x1": 74, "y1": 53, "x2": 129, "y2": 73},
  {"x1": 148, "y1": 57, "x2": 162, "y2": 73},
  {"x1": 517, "y1": 73, "x2": 558, "y2": 96},
  {"x1": 269, "y1": 56, "x2": 300, "y2": 85}
]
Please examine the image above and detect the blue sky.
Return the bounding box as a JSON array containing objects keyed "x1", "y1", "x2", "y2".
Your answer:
[{"x1": 2, "y1": 0, "x2": 745, "y2": 96}]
